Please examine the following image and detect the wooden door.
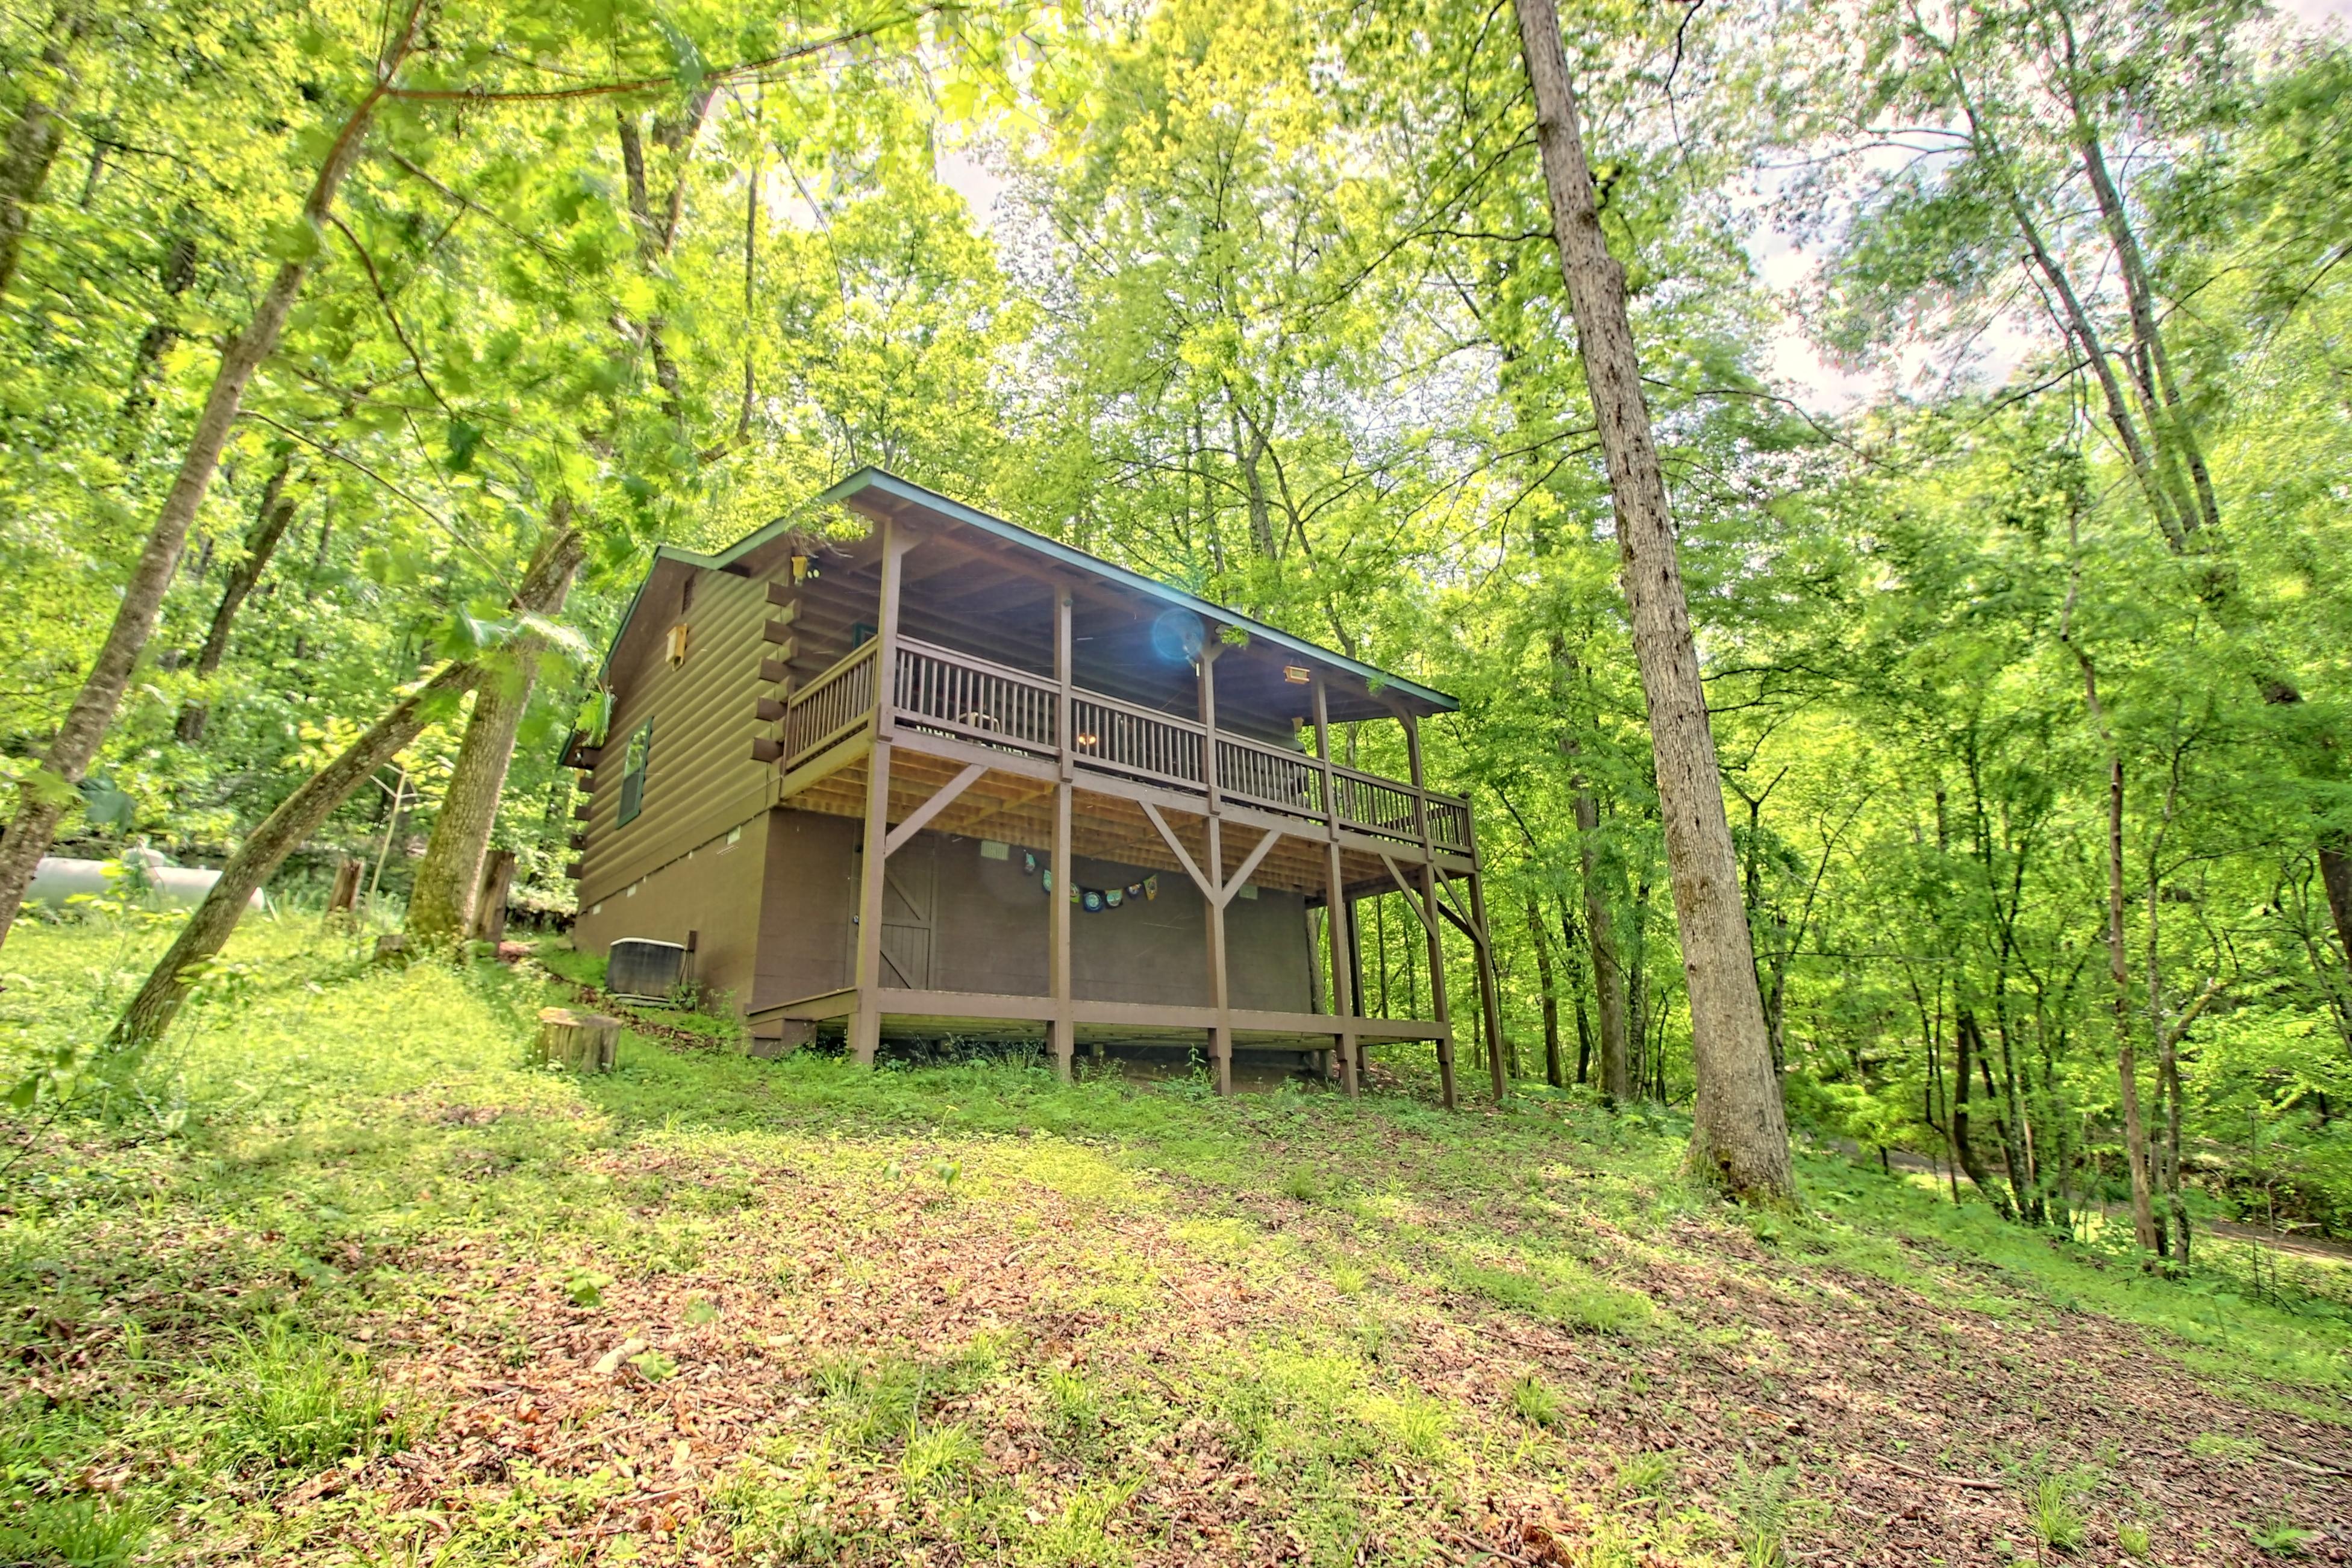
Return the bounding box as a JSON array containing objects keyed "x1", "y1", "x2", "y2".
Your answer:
[{"x1": 857, "y1": 838, "x2": 935, "y2": 990}]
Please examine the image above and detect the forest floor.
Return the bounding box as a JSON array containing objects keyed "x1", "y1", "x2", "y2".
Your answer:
[{"x1": 1, "y1": 916, "x2": 2349, "y2": 1568}]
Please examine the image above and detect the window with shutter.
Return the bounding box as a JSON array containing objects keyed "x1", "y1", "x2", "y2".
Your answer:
[{"x1": 618, "y1": 718, "x2": 654, "y2": 825}]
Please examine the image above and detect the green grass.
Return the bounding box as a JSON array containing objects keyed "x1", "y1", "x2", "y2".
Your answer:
[{"x1": 0, "y1": 913, "x2": 2346, "y2": 1566}]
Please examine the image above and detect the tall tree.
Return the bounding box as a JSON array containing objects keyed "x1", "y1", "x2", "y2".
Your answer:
[
  {"x1": 0, "y1": 3, "x2": 85, "y2": 302},
  {"x1": 1512, "y1": 0, "x2": 1793, "y2": 1201},
  {"x1": 405, "y1": 503, "x2": 584, "y2": 945}
]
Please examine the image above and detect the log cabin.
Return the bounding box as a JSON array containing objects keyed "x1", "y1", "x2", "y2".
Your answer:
[{"x1": 564, "y1": 468, "x2": 1503, "y2": 1104}]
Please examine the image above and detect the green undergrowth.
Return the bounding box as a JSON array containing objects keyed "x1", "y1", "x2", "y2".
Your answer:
[{"x1": 0, "y1": 916, "x2": 2345, "y2": 1563}]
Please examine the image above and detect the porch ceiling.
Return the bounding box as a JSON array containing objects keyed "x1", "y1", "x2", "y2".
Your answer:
[{"x1": 789, "y1": 744, "x2": 1448, "y2": 900}]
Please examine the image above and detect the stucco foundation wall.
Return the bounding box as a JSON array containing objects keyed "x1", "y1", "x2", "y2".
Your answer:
[
  {"x1": 572, "y1": 812, "x2": 771, "y2": 1013},
  {"x1": 752, "y1": 814, "x2": 1316, "y2": 1014},
  {"x1": 754, "y1": 809, "x2": 860, "y2": 1007}
]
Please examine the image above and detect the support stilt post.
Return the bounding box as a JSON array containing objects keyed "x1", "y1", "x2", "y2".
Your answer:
[
  {"x1": 1312, "y1": 673, "x2": 1357, "y2": 1096},
  {"x1": 1400, "y1": 711, "x2": 1456, "y2": 1108},
  {"x1": 1418, "y1": 861, "x2": 1456, "y2": 1110},
  {"x1": 1050, "y1": 586, "x2": 1075, "y2": 1077},
  {"x1": 1051, "y1": 779, "x2": 1073, "y2": 1078},
  {"x1": 848, "y1": 517, "x2": 910, "y2": 1066},
  {"x1": 1200, "y1": 641, "x2": 1232, "y2": 1094}
]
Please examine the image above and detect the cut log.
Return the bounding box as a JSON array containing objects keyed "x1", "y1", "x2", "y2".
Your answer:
[
  {"x1": 470, "y1": 849, "x2": 516, "y2": 943},
  {"x1": 537, "y1": 1007, "x2": 620, "y2": 1072}
]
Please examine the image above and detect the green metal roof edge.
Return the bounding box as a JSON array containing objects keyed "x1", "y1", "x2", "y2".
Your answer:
[{"x1": 806, "y1": 467, "x2": 1460, "y2": 712}]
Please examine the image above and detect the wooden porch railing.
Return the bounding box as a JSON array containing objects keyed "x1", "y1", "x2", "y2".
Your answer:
[
  {"x1": 895, "y1": 637, "x2": 1059, "y2": 754},
  {"x1": 1072, "y1": 689, "x2": 1204, "y2": 789},
  {"x1": 1218, "y1": 734, "x2": 1322, "y2": 819},
  {"x1": 783, "y1": 640, "x2": 878, "y2": 766},
  {"x1": 779, "y1": 634, "x2": 1475, "y2": 856}
]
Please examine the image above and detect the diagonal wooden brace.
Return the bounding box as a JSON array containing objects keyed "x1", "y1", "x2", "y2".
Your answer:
[
  {"x1": 1216, "y1": 826, "x2": 1282, "y2": 907},
  {"x1": 1379, "y1": 853, "x2": 1440, "y2": 939},
  {"x1": 1141, "y1": 801, "x2": 1217, "y2": 901},
  {"x1": 884, "y1": 763, "x2": 986, "y2": 858}
]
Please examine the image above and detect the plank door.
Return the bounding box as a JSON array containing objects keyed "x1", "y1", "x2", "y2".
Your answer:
[{"x1": 858, "y1": 837, "x2": 935, "y2": 990}]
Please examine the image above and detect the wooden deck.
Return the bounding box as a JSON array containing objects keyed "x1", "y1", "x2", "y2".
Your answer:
[{"x1": 771, "y1": 634, "x2": 1477, "y2": 899}]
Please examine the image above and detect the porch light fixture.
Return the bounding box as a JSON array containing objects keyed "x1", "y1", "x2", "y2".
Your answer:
[
  {"x1": 1074, "y1": 730, "x2": 1099, "y2": 749},
  {"x1": 789, "y1": 554, "x2": 810, "y2": 583},
  {"x1": 1283, "y1": 664, "x2": 1311, "y2": 684}
]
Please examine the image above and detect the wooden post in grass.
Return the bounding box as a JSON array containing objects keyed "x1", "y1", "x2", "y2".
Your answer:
[
  {"x1": 537, "y1": 1007, "x2": 619, "y2": 1072},
  {"x1": 325, "y1": 858, "x2": 363, "y2": 920}
]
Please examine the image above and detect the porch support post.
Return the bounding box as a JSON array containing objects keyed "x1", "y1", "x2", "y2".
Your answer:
[
  {"x1": 1312, "y1": 672, "x2": 1356, "y2": 1094},
  {"x1": 848, "y1": 517, "x2": 911, "y2": 1067},
  {"x1": 1418, "y1": 859, "x2": 1457, "y2": 1111},
  {"x1": 1325, "y1": 839, "x2": 1358, "y2": 1098},
  {"x1": 1398, "y1": 709, "x2": 1459, "y2": 1108},
  {"x1": 850, "y1": 737, "x2": 892, "y2": 1066},
  {"x1": 1049, "y1": 586, "x2": 1075, "y2": 1078},
  {"x1": 1468, "y1": 863, "x2": 1507, "y2": 1103},
  {"x1": 1199, "y1": 642, "x2": 1231, "y2": 1093},
  {"x1": 1050, "y1": 778, "x2": 1073, "y2": 1079}
]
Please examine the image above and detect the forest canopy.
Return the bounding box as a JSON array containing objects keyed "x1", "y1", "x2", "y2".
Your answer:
[{"x1": 1, "y1": 0, "x2": 2348, "y2": 1240}]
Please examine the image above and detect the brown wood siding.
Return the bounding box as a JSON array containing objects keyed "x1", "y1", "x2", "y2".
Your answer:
[{"x1": 580, "y1": 567, "x2": 777, "y2": 904}]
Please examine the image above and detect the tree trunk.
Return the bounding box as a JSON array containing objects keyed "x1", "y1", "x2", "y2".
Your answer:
[
  {"x1": 2319, "y1": 839, "x2": 2352, "y2": 975},
  {"x1": 2057, "y1": 43, "x2": 2221, "y2": 540},
  {"x1": 2101, "y1": 752, "x2": 2162, "y2": 1254},
  {"x1": 1513, "y1": 0, "x2": 1792, "y2": 1202},
  {"x1": 1528, "y1": 895, "x2": 1564, "y2": 1087},
  {"x1": 1560, "y1": 896, "x2": 1594, "y2": 1085},
  {"x1": 405, "y1": 513, "x2": 584, "y2": 946},
  {"x1": 1951, "y1": 1008, "x2": 2011, "y2": 1217},
  {"x1": 109, "y1": 523, "x2": 578, "y2": 1048},
  {"x1": 110, "y1": 663, "x2": 477, "y2": 1048},
  {"x1": 175, "y1": 457, "x2": 301, "y2": 743},
  {"x1": 1573, "y1": 781, "x2": 1632, "y2": 1104},
  {"x1": 0, "y1": 5, "x2": 85, "y2": 304},
  {"x1": 325, "y1": 857, "x2": 363, "y2": 917},
  {"x1": 471, "y1": 849, "x2": 518, "y2": 943},
  {"x1": 0, "y1": 3, "x2": 425, "y2": 959}
]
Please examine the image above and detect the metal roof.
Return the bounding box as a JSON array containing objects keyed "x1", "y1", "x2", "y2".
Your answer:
[{"x1": 595, "y1": 467, "x2": 1457, "y2": 712}]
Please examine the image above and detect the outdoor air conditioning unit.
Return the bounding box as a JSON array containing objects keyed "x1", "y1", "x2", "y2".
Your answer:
[{"x1": 606, "y1": 938, "x2": 686, "y2": 1002}]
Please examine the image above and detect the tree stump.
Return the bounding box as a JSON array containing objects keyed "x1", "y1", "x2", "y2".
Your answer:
[
  {"x1": 326, "y1": 858, "x2": 363, "y2": 919},
  {"x1": 471, "y1": 849, "x2": 517, "y2": 943},
  {"x1": 372, "y1": 932, "x2": 408, "y2": 964},
  {"x1": 537, "y1": 1007, "x2": 620, "y2": 1072}
]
